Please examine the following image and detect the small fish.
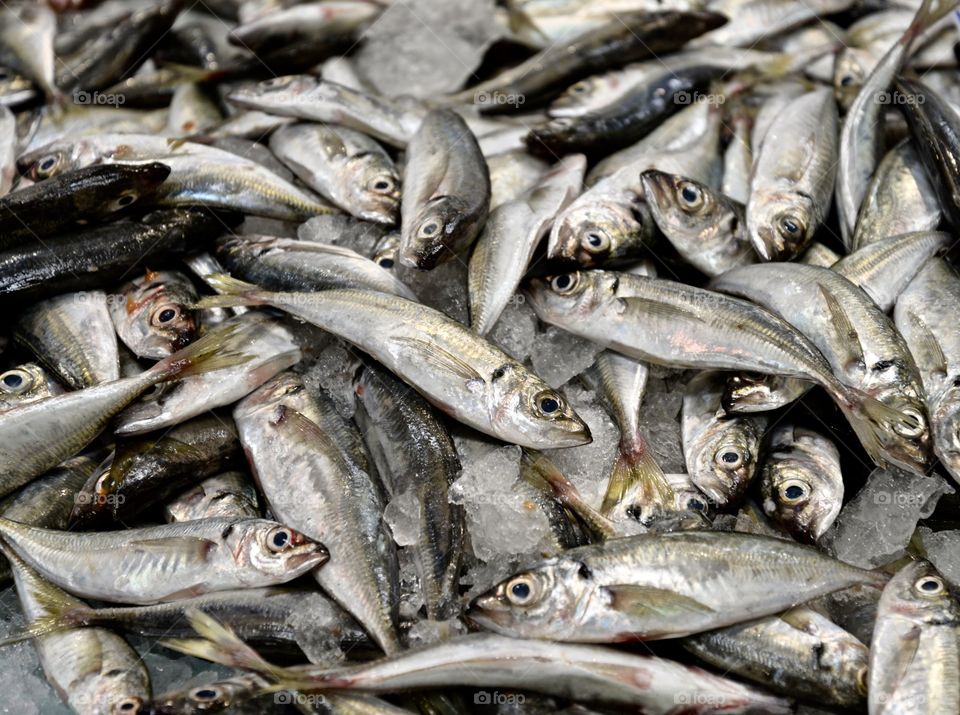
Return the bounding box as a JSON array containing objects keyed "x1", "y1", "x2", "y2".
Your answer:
[
  {"x1": 0, "y1": 516, "x2": 328, "y2": 605},
  {"x1": 139, "y1": 673, "x2": 269, "y2": 715},
  {"x1": 109, "y1": 270, "x2": 199, "y2": 359},
  {"x1": 760, "y1": 424, "x2": 844, "y2": 542},
  {"x1": 400, "y1": 109, "x2": 490, "y2": 270},
  {"x1": 165, "y1": 472, "x2": 260, "y2": 523},
  {"x1": 0, "y1": 363, "x2": 63, "y2": 413}
]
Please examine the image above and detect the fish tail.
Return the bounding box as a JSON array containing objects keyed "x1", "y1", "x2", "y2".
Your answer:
[
  {"x1": 0, "y1": 606, "x2": 96, "y2": 645},
  {"x1": 191, "y1": 274, "x2": 267, "y2": 310},
  {"x1": 905, "y1": 0, "x2": 955, "y2": 45},
  {"x1": 148, "y1": 320, "x2": 255, "y2": 382},
  {"x1": 601, "y1": 435, "x2": 673, "y2": 515}
]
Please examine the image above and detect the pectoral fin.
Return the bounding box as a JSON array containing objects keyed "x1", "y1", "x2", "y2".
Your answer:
[
  {"x1": 394, "y1": 336, "x2": 484, "y2": 383},
  {"x1": 818, "y1": 283, "x2": 864, "y2": 373}
]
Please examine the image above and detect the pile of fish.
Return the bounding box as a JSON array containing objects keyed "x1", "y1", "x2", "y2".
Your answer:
[{"x1": 2, "y1": 0, "x2": 960, "y2": 713}]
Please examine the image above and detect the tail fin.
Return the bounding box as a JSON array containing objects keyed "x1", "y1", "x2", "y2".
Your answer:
[
  {"x1": 904, "y1": 0, "x2": 956, "y2": 47},
  {"x1": 0, "y1": 606, "x2": 96, "y2": 646},
  {"x1": 147, "y1": 319, "x2": 255, "y2": 382},
  {"x1": 601, "y1": 435, "x2": 674, "y2": 516},
  {"x1": 192, "y1": 274, "x2": 267, "y2": 310}
]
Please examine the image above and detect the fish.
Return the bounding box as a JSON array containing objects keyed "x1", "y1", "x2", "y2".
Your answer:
[
  {"x1": 2, "y1": 543, "x2": 151, "y2": 715},
  {"x1": 524, "y1": 269, "x2": 910, "y2": 466},
  {"x1": 216, "y1": 235, "x2": 417, "y2": 299},
  {"x1": 230, "y1": 1, "x2": 379, "y2": 58},
  {"x1": 711, "y1": 262, "x2": 931, "y2": 474},
  {"x1": 0, "y1": 363, "x2": 64, "y2": 413},
  {"x1": 269, "y1": 122, "x2": 400, "y2": 225},
  {"x1": 682, "y1": 371, "x2": 767, "y2": 508},
  {"x1": 0, "y1": 3, "x2": 57, "y2": 99},
  {"x1": 869, "y1": 560, "x2": 960, "y2": 714},
  {"x1": 399, "y1": 109, "x2": 490, "y2": 270},
  {"x1": 0, "y1": 516, "x2": 328, "y2": 605},
  {"x1": 468, "y1": 154, "x2": 584, "y2": 335},
  {"x1": 0, "y1": 162, "x2": 171, "y2": 250},
  {"x1": 16, "y1": 291, "x2": 121, "y2": 390},
  {"x1": 353, "y1": 359, "x2": 464, "y2": 622},
  {"x1": 166, "y1": 621, "x2": 792, "y2": 714},
  {"x1": 198, "y1": 276, "x2": 590, "y2": 449},
  {"x1": 640, "y1": 169, "x2": 753, "y2": 276},
  {"x1": 684, "y1": 607, "x2": 868, "y2": 708},
  {"x1": 0, "y1": 317, "x2": 253, "y2": 498},
  {"x1": 109, "y1": 270, "x2": 199, "y2": 359},
  {"x1": 0, "y1": 65, "x2": 38, "y2": 106},
  {"x1": 894, "y1": 258, "x2": 960, "y2": 486},
  {"x1": 139, "y1": 672, "x2": 269, "y2": 715},
  {"x1": 760, "y1": 424, "x2": 844, "y2": 542},
  {"x1": 468, "y1": 531, "x2": 883, "y2": 641},
  {"x1": 165, "y1": 472, "x2": 260, "y2": 523},
  {"x1": 548, "y1": 63, "x2": 655, "y2": 119},
  {"x1": 70, "y1": 412, "x2": 242, "y2": 528},
  {"x1": 745, "y1": 88, "x2": 838, "y2": 261},
  {"x1": 0, "y1": 105, "x2": 14, "y2": 198},
  {"x1": 235, "y1": 372, "x2": 401, "y2": 654},
  {"x1": 165, "y1": 82, "x2": 223, "y2": 137},
  {"x1": 692, "y1": 0, "x2": 854, "y2": 49},
  {"x1": 799, "y1": 242, "x2": 841, "y2": 267}
]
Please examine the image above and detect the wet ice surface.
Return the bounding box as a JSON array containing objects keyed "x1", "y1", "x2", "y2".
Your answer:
[
  {"x1": 301, "y1": 341, "x2": 360, "y2": 419},
  {"x1": 384, "y1": 489, "x2": 422, "y2": 548},
  {"x1": 354, "y1": 0, "x2": 502, "y2": 98},
  {"x1": 530, "y1": 326, "x2": 604, "y2": 389},
  {"x1": 403, "y1": 260, "x2": 471, "y2": 324},
  {"x1": 824, "y1": 467, "x2": 955, "y2": 569},
  {"x1": 918, "y1": 527, "x2": 960, "y2": 587},
  {"x1": 637, "y1": 372, "x2": 687, "y2": 474},
  {"x1": 487, "y1": 299, "x2": 538, "y2": 362}
]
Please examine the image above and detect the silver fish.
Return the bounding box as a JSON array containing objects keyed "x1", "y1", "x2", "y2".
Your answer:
[
  {"x1": 109, "y1": 270, "x2": 199, "y2": 360},
  {"x1": 0, "y1": 3, "x2": 56, "y2": 99},
  {"x1": 165, "y1": 472, "x2": 260, "y2": 523},
  {"x1": 0, "y1": 362, "x2": 63, "y2": 413}
]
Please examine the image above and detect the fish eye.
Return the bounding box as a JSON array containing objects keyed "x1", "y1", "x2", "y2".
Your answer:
[
  {"x1": 115, "y1": 193, "x2": 137, "y2": 208},
  {"x1": 894, "y1": 407, "x2": 925, "y2": 438},
  {"x1": 582, "y1": 231, "x2": 610, "y2": 253},
  {"x1": 677, "y1": 181, "x2": 703, "y2": 210},
  {"x1": 505, "y1": 575, "x2": 538, "y2": 606},
  {"x1": 840, "y1": 74, "x2": 854, "y2": 87},
  {"x1": 533, "y1": 390, "x2": 564, "y2": 417},
  {"x1": 569, "y1": 82, "x2": 587, "y2": 94},
  {"x1": 419, "y1": 220, "x2": 440, "y2": 237},
  {"x1": 262, "y1": 76, "x2": 293, "y2": 88},
  {"x1": 687, "y1": 497, "x2": 707, "y2": 513},
  {"x1": 36, "y1": 155, "x2": 60, "y2": 177},
  {"x1": 267, "y1": 527, "x2": 293, "y2": 552},
  {"x1": 377, "y1": 257, "x2": 394, "y2": 268},
  {"x1": 715, "y1": 447, "x2": 746, "y2": 469},
  {"x1": 0, "y1": 369, "x2": 30, "y2": 394},
  {"x1": 778, "y1": 478, "x2": 810, "y2": 505},
  {"x1": 914, "y1": 575, "x2": 945, "y2": 596},
  {"x1": 151, "y1": 304, "x2": 181, "y2": 326},
  {"x1": 549, "y1": 273, "x2": 579, "y2": 294},
  {"x1": 114, "y1": 698, "x2": 141, "y2": 714},
  {"x1": 370, "y1": 177, "x2": 394, "y2": 193},
  {"x1": 190, "y1": 687, "x2": 221, "y2": 701},
  {"x1": 777, "y1": 214, "x2": 804, "y2": 237}
]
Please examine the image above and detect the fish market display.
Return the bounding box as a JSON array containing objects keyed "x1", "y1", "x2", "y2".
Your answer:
[{"x1": 0, "y1": 1, "x2": 957, "y2": 713}]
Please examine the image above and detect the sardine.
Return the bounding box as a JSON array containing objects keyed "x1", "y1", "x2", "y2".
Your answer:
[
  {"x1": 0, "y1": 363, "x2": 63, "y2": 413},
  {"x1": 109, "y1": 270, "x2": 199, "y2": 359}
]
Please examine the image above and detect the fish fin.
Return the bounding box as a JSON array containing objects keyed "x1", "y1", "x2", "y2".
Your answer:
[
  {"x1": 601, "y1": 435, "x2": 672, "y2": 516},
  {"x1": 191, "y1": 274, "x2": 267, "y2": 310},
  {"x1": 906, "y1": 311, "x2": 947, "y2": 376},
  {"x1": 615, "y1": 296, "x2": 702, "y2": 323},
  {"x1": 393, "y1": 336, "x2": 484, "y2": 383},
  {"x1": 818, "y1": 283, "x2": 864, "y2": 373},
  {"x1": 148, "y1": 319, "x2": 256, "y2": 382},
  {"x1": 128, "y1": 537, "x2": 218, "y2": 560},
  {"x1": 904, "y1": 0, "x2": 956, "y2": 47},
  {"x1": 604, "y1": 584, "x2": 715, "y2": 621},
  {"x1": 505, "y1": 1, "x2": 548, "y2": 43}
]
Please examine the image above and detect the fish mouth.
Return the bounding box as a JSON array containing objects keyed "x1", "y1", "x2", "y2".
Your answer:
[
  {"x1": 638, "y1": 170, "x2": 671, "y2": 205},
  {"x1": 288, "y1": 543, "x2": 330, "y2": 570}
]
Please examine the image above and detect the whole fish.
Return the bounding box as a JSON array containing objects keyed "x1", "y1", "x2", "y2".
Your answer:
[
  {"x1": 199, "y1": 276, "x2": 591, "y2": 449},
  {"x1": 109, "y1": 270, "x2": 199, "y2": 359},
  {"x1": 524, "y1": 269, "x2": 910, "y2": 467},
  {"x1": 216, "y1": 235, "x2": 417, "y2": 299},
  {"x1": 0, "y1": 362, "x2": 63, "y2": 413},
  {"x1": 16, "y1": 291, "x2": 121, "y2": 390},
  {"x1": 468, "y1": 154, "x2": 584, "y2": 335},
  {"x1": 165, "y1": 472, "x2": 260, "y2": 523},
  {"x1": 640, "y1": 169, "x2": 753, "y2": 276},
  {"x1": 269, "y1": 122, "x2": 400, "y2": 225},
  {"x1": 235, "y1": 372, "x2": 401, "y2": 654},
  {"x1": 894, "y1": 259, "x2": 960, "y2": 485},
  {"x1": 167, "y1": 623, "x2": 791, "y2": 714},
  {"x1": 869, "y1": 560, "x2": 960, "y2": 714},
  {"x1": 711, "y1": 262, "x2": 930, "y2": 474},
  {"x1": 0, "y1": 318, "x2": 252, "y2": 498},
  {"x1": 113, "y1": 312, "x2": 301, "y2": 436},
  {"x1": 399, "y1": 109, "x2": 490, "y2": 270},
  {"x1": 760, "y1": 424, "x2": 843, "y2": 543},
  {"x1": 18, "y1": 133, "x2": 332, "y2": 221},
  {"x1": 0, "y1": 162, "x2": 171, "y2": 250},
  {"x1": 745, "y1": 88, "x2": 838, "y2": 261},
  {"x1": 70, "y1": 413, "x2": 241, "y2": 527},
  {"x1": 684, "y1": 607, "x2": 868, "y2": 708},
  {"x1": 468, "y1": 531, "x2": 883, "y2": 641},
  {"x1": 682, "y1": 371, "x2": 767, "y2": 508},
  {"x1": 3, "y1": 544, "x2": 151, "y2": 715},
  {"x1": 353, "y1": 359, "x2": 463, "y2": 622},
  {"x1": 0, "y1": 516, "x2": 328, "y2": 605}
]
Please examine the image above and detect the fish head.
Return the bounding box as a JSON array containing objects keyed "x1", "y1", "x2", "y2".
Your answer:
[
  {"x1": 722, "y1": 372, "x2": 797, "y2": 413},
  {"x1": 75, "y1": 665, "x2": 145, "y2": 715},
  {"x1": 874, "y1": 394, "x2": 931, "y2": 475},
  {"x1": 111, "y1": 271, "x2": 199, "y2": 359},
  {"x1": 932, "y1": 387, "x2": 960, "y2": 480},
  {"x1": 880, "y1": 560, "x2": 960, "y2": 627},
  {"x1": 832, "y1": 48, "x2": 868, "y2": 112},
  {"x1": 69, "y1": 454, "x2": 119, "y2": 528},
  {"x1": 233, "y1": 371, "x2": 306, "y2": 420},
  {"x1": 0, "y1": 362, "x2": 62, "y2": 412},
  {"x1": 548, "y1": 199, "x2": 650, "y2": 267},
  {"x1": 746, "y1": 190, "x2": 816, "y2": 261},
  {"x1": 232, "y1": 519, "x2": 329, "y2": 579},
  {"x1": 488, "y1": 361, "x2": 591, "y2": 448},
  {"x1": 640, "y1": 169, "x2": 738, "y2": 246},
  {"x1": 229, "y1": 75, "x2": 319, "y2": 108},
  {"x1": 347, "y1": 155, "x2": 400, "y2": 225},
  {"x1": 97, "y1": 162, "x2": 172, "y2": 216},
  {"x1": 17, "y1": 138, "x2": 98, "y2": 180},
  {"x1": 524, "y1": 270, "x2": 617, "y2": 327},
  {"x1": 401, "y1": 195, "x2": 472, "y2": 269},
  {"x1": 761, "y1": 460, "x2": 841, "y2": 543},
  {"x1": 468, "y1": 559, "x2": 585, "y2": 638},
  {"x1": 688, "y1": 417, "x2": 762, "y2": 507},
  {"x1": 137, "y1": 676, "x2": 261, "y2": 715},
  {"x1": 372, "y1": 233, "x2": 400, "y2": 269},
  {"x1": 550, "y1": 78, "x2": 604, "y2": 116}
]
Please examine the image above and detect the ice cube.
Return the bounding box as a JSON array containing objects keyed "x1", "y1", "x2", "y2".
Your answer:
[
  {"x1": 530, "y1": 327, "x2": 604, "y2": 389},
  {"x1": 402, "y1": 259, "x2": 470, "y2": 324},
  {"x1": 637, "y1": 374, "x2": 686, "y2": 474},
  {"x1": 406, "y1": 617, "x2": 467, "y2": 648},
  {"x1": 918, "y1": 527, "x2": 960, "y2": 587},
  {"x1": 384, "y1": 489, "x2": 422, "y2": 548},
  {"x1": 300, "y1": 341, "x2": 359, "y2": 419},
  {"x1": 488, "y1": 298, "x2": 538, "y2": 362}
]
